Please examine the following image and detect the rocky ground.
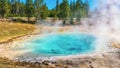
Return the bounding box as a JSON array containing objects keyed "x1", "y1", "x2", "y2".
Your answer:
[{"x1": 0, "y1": 48, "x2": 120, "y2": 68}]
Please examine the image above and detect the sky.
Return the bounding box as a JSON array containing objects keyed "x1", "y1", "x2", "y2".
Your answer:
[
  {"x1": 21, "y1": 0, "x2": 97, "y2": 11},
  {"x1": 44, "y1": 0, "x2": 97, "y2": 10}
]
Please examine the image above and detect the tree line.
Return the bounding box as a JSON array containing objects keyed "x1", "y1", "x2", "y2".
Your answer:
[{"x1": 0, "y1": 0, "x2": 89, "y2": 23}]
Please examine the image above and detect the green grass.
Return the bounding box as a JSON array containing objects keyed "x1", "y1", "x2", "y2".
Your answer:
[{"x1": 0, "y1": 22, "x2": 35, "y2": 42}]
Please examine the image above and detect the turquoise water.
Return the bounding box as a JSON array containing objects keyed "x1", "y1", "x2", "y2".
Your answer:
[{"x1": 14, "y1": 33, "x2": 96, "y2": 56}]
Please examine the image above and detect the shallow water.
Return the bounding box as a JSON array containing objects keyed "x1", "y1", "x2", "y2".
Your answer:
[{"x1": 12, "y1": 33, "x2": 96, "y2": 57}]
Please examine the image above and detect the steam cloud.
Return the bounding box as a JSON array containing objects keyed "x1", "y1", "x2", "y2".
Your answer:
[
  {"x1": 35, "y1": 0, "x2": 120, "y2": 52},
  {"x1": 89, "y1": 0, "x2": 120, "y2": 52}
]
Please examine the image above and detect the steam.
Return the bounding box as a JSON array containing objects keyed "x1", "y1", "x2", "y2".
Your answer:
[
  {"x1": 35, "y1": 0, "x2": 120, "y2": 53},
  {"x1": 91, "y1": 0, "x2": 120, "y2": 52}
]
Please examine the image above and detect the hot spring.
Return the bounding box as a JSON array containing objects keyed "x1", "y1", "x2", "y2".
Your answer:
[{"x1": 12, "y1": 33, "x2": 97, "y2": 57}]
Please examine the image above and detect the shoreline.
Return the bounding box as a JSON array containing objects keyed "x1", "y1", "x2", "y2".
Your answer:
[
  {"x1": 0, "y1": 30, "x2": 40, "y2": 44},
  {"x1": 10, "y1": 43, "x2": 119, "y2": 62},
  {"x1": 0, "y1": 26, "x2": 120, "y2": 67},
  {"x1": 0, "y1": 26, "x2": 119, "y2": 59}
]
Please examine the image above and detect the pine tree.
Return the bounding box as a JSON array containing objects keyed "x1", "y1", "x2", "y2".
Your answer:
[
  {"x1": 15, "y1": 0, "x2": 20, "y2": 15},
  {"x1": 0, "y1": 0, "x2": 2, "y2": 17},
  {"x1": 56, "y1": 0, "x2": 60, "y2": 19},
  {"x1": 63, "y1": 0, "x2": 70, "y2": 18},
  {"x1": 0, "y1": 0, "x2": 90, "y2": 22},
  {"x1": 41, "y1": 3, "x2": 48, "y2": 20},
  {"x1": 19, "y1": 2, "x2": 26, "y2": 16},
  {"x1": 26, "y1": 0, "x2": 34, "y2": 22},
  {"x1": 76, "y1": 0, "x2": 83, "y2": 22},
  {"x1": 70, "y1": 1, "x2": 76, "y2": 18},
  {"x1": 83, "y1": 0, "x2": 89, "y2": 17},
  {"x1": 70, "y1": 1, "x2": 75, "y2": 25},
  {"x1": 34, "y1": 0, "x2": 44, "y2": 20},
  {"x1": 48, "y1": 9, "x2": 56, "y2": 17},
  {"x1": 11, "y1": 0, "x2": 16, "y2": 15},
  {"x1": 0, "y1": 0, "x2": 10, "y2": 18},
  {"x1": 60, "y1": 0, "x2": 70, "y2": 25}
]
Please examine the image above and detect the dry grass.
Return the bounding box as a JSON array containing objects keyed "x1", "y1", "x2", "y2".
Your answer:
[
  {"x1": 111, "y1": 42, "x2": 120, "y2": 49},
  {"x1": 0, "y1": 21, "x2": 35, "y2": 42}
]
